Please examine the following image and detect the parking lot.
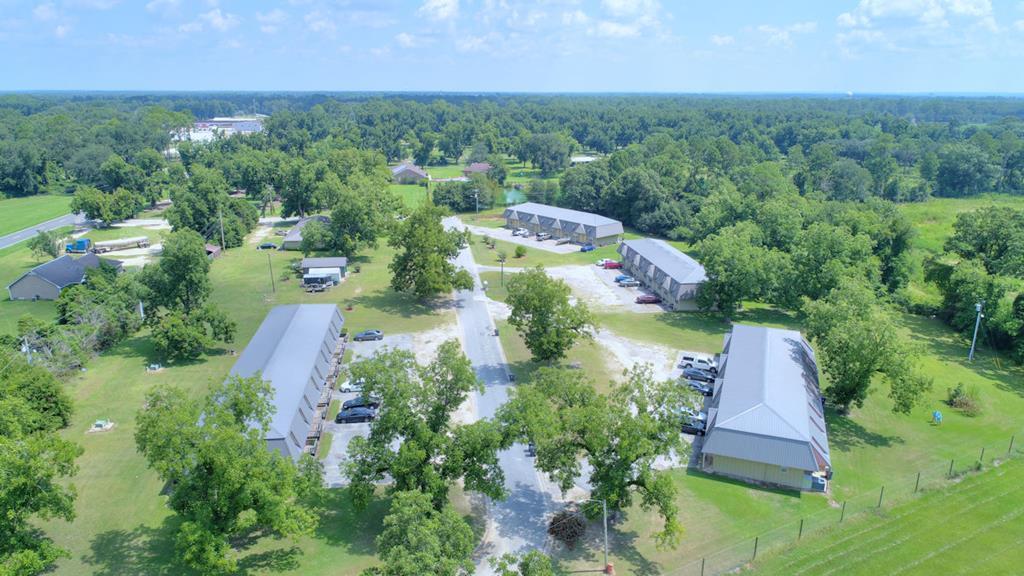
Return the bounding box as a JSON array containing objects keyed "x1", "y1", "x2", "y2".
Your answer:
[
  {"x1": 321, "y1": 387, "x2": 372, "y2": 488},
  {"x1": 590, "y1": 265, "x2": 670, "y2": 313},
  {"x1": 464, "y1": 223, "x2": 581, "y2": 254}
]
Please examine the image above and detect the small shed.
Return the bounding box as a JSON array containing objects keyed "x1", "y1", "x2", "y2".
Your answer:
[
  {"x1": 282, "y1": 215, "x2": 330, "y2": 251},
  {"x1": 205, "y1": 244, "x2": 222, "y2": 259},
  {"x1": 303, "y1": 267, "x2": 342, "y2": 286}
]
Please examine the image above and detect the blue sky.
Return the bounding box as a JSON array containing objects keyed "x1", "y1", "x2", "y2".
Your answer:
[{"x1": 0, "y1": 0, "x2": 1022, "y2": 92}]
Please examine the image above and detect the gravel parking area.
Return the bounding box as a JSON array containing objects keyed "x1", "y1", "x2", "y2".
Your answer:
[{"x1": 466, "y1": 224, "x2": 580, "y2": 254}]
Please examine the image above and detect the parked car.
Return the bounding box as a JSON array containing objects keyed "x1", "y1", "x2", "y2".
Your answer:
[
  {"x1": 681, "y1": 417, "x2": 706, "y2": 436},
  {"x1": 618, "y1": 279, "x2": 640, "y2": 288},
  {"x1": 636, "y1": 294, "x2": 662, "y2": 304},
  {"x1": 342, "y1": 395, "x2": 382, "y2": 410},
  {"x1": 339, "y1": 378, "x2": 365, "y2": 393},
  {"x1": 679, "y1": 355, "x2": 718, "y2": 374},
  {"x1": 686, "y1": 379, "x2": 714, "y2": 396},
  {"x1": 580, "y1": 244, "x2": 595, "y2": 252},
  {"x1": 536, "y1": 232, "x2": 551, "y2": 241},
  {"x1": 683, "y1": 367, "x2": 715, "y2": 383},
  {"x1": 555, "y1": 237, "x2": 571, "y2": 245},
  {"x1": 353, "y1": 329, "x2": 384, "y2": 341},
  {"x1": 512, "y1": 228, "x2": 529, "y2": 236},
  {"x1": 603, "y1": 261, "x2": 623, "y2": 269},
  {"x1": 335, "y1": 406, "x2": 377, "y2": 423},
  {"x1": 256, "y1": 242, "x2": 277, "y2": 250},
  {"x1": 614, "y1": 274, "x2": 634, "y2": 283},
  {"x1": 678, "y1": 406, "x2": 707, "y2": 422},
  {"x1": 595, "y1": 258, "x2": 612, "y2": 266}
]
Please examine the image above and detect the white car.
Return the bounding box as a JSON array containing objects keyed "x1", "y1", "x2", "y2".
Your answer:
[
  {"x1": 596, "y1": 258, "x2": 613, "y2": 267},
  {"x1": 513, "y1": 228, "x2": 529, "y2": 236},
  {"x1": 339, "y1": 378, "x2": 365, "y2": 393}
]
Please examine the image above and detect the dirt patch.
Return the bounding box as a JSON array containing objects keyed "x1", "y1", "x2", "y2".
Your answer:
[
  {"x1": 248, "y1": 225, "x2": 274, "y2": 245},
  {"x1": 411, "y1": 321, "x2": 463, "y2": 364},
  {"x1": 594, "y1": 328, "x2": 676, "y2": 381}
]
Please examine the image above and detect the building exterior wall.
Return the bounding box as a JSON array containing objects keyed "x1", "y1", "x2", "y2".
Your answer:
[
  {"x1": 393, "y1": 169, "x2": 425, "y2": 184},
  {"x1": 8, "y1": 275, "x2": 62, "y2": 301},
  {"x1": 504, "y1": 214, "x2": 619, "y2": 245},
  {"x1": 704, "y1": 454, "x2": 809, "y2": 490}
]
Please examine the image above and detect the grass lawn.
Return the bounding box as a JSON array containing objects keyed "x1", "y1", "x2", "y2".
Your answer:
[
  {"x1": 389, "y1": 183, "x2": 429, "y2": 209},
  {"x1": 0, "y1": 194, "x2": 73, "y2": 236},
  {"x1": 0, "y1": 228, "x2": 75, "y2": 334},
  {"x1": 81, "y1": 225, "x2": 170, "y2": 244},
  {"x1": 29, "y1": 235, "x2": 454, "y2": 575},
  {"x1": 750, "y1": 456, "x2": 1024, "y2": 576}
]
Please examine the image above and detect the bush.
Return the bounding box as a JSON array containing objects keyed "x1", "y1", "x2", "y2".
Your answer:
[
  {"x1": 947, "y1": 383, "x2": 982, "y2": 416},
  {"x1": 548, "y1": 507, "x2": 586, "y2": 550},
  {"x1": 515, "y1": 245, "x2": 527, "y2": 258}
]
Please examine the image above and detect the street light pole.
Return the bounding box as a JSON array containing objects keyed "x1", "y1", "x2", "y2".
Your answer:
[{"x1": 969, "y1": 301, "x2": 983, "y2": 361}]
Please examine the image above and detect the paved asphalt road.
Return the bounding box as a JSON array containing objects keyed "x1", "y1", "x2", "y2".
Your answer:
[
  {"x1": 0, "y1": 212, "x2": 86, "y2": 250},
  {"x1": 448, "y1": 218, "x2": 557, "y2": 574}
]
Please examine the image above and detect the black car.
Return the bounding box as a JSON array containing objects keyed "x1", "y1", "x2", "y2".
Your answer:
[
  {"x1": 686, "y1": 379, "x2": 713, "y2": 396},
  {"x1": 335, "y1": 406, "x2": 377, "y2": 423},
  {"x1": 353, "y1": 329, "x2": 384, "y2": 341},
  {"x1": 342, "y1": 396, "x2": 381, "y2": 411},
  {"x1": 256, "y1": 242, "x2": 277, "y2": 250},
  {"x1": 683, "y1": 367, "x2": 715, "y2": 383},
  {"x1": 681, "y1": 417, "x2": 706, "y2": 436}
]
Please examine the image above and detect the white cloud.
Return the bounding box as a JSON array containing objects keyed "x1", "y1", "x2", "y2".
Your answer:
[
  {"x1": 592, "y1": 20, "x2": 639, "y2": 38},
  {"x1": 33, "y1": 3, "x2": 58, "y2": 21},
  {"x1": 1015, "y1": 19, "x2": 1024, "y2": 30},
  {"x1": 757, "y1": 21, "x2": 817, "y2": 44},
  {"x1": 838, "y1": 0, "x2": 994, "y2": 30},
  {"x1": 145, "y1": 0, "x2": 179, "y2": 13},
  {"x1": 836, "y1": 0, "x2": 999, "y2": 55},
  {"x1": 304, "y1": 10, "x2": 335, "y2": 33},
  {"x1": 178, "y1": 20, "x2": 201, "y2": 33},
  {"x1": 710, "y1": 34, "x2": 733, "y2": 46},
  {"x1": 561, "y1": 10, "x2": 589, "y2": 26},
  {"x1": 54, "y1": 23, "x2": 70, "y2": 37},
  {"x1": 65, "y1": 0, "x2": 119, "y2": 9},
  {"x1": 419, "y1": 0, "x2": 458, "y2": 21},
  {"x1": 395, "y1": 32, "x2": 419, "y2": 47},
  {"x1": 200, "y1": 8, "x2": 238, "y2": 31},
  {"x1": 602, "y1": 0, "x2": 659, "y2": 19},
  {"x1": 256, "y1": 9, "x2": 286, "y2": 34}
]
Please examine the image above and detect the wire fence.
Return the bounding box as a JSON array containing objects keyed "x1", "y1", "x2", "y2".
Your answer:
[{"x1": 660, "y1": 432, "x2": 1022, "y2": 576}]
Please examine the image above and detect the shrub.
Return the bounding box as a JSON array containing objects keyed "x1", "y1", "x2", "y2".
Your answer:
[
  {"x1": 548, "y1": 507, "x2": 586, "y2": 549},
  {"x1": 947, "y1": 383, "x2": 982, "y2": 416},
  {"x1": 515, "y1": 245, "x2": 527, "y2": 258}
]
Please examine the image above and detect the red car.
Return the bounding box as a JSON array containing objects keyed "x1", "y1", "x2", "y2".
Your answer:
[
  {"x1": 603, "y1": 261, "x2": 623, "y2": 269},
  {"x1": 636, "y1": 294, "x2": 662, "y2": 304}
]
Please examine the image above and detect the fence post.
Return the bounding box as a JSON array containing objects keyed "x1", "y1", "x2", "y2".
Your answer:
[
  {"x1": 798, "y1": 518, "x2": 804, "y2": 541},
  {"x1": 700, "y1": 558, "x2": 705, "y2": 576},
  {"x1": 914, "y1": 471, "x2": 921, "y2": 493},
  {"x1": 1009, "y1": 435, "x2": 1015, "y2": 454},
  {"x1": 752, "y1": 536, "x2": 759, "y2": 561},
  {"x1": 979, "y1": 447, "x2": 986, "y2": 464},
  {"x1": 948, "y1": 459, "x2": 955, "y2": 477},
  {"x1": 877, "y1": 486, "x2": 885, "y2": 508},
  {"x1": 840, "y1": 501, "x2": 846, "y2": 523}
]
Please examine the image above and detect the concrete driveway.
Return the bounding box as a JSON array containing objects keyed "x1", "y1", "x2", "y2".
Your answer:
[{"x1": 321, "y1": 388, "x2": 372, "y2": 488}]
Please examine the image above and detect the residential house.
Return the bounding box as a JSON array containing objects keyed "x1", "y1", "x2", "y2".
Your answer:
[
  {"x1": 7, "y1": 253, "x2": 124, "y2": 301},
  {"x1": 462, "y1": 162, "x2": 492, "y2": 177},
  {"x1": 391, "y1": 163, "x2": 429, "y2": 184},
  {"x1": 282, "y1": 215, "x2": 330, "y2": 251},
  {"x1": 503, "y1": 202, "x2": 623, "y2": 246}
]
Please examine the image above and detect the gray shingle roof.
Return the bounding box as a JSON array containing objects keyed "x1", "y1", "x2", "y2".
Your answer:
[
  {"x1": 503, "y1": 203, "x2": 624, "y2": 237},
  {"x1": 391, "y1": 163, "x2": 428, "y2": 178},
  {"x1": 228, "y1": 304, "x2": 344, "y2": 460},
  {"x1": 703, "y1": 325, "x2": 831, "y2": 472},
  {"x1": 464, "y1": 162, "x2": 492, "y2": 173},
  {"x1": 7, "y1": 253, "x2": 123, "y2": 291},
  {"x1": 620, "y1": 238, "x2": 706, "y2": 284},
  {"x1": 284, "y1": 215, "x2": 330, "y2": 245}
]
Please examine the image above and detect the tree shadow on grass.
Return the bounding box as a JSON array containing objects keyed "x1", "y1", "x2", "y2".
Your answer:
[
  {"x1": 549, "y1": 514, "x2": 661, "y2": 575},
  {"x1": 684, "y1": 468, "x2": 803, "y2": 500},
  {"x1": 826, "y1": 409, "x2": 904, "y2": 452},
  {"x1": 83, "y1": 517, "x2": 189, "y2": 576},
  {"x1": 312, "y1": 488, "x2": 387, "y2": 555},
  {"x1": 349, "y1": 289, "x2": 455, "y2": 319},
  {"x1": 901, "y1": 314, "x2": 1024, "y2": 399}
]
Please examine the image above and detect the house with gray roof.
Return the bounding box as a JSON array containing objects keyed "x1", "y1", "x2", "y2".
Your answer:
[
  {"x1": 463, "y1": 162, "x2": 493, "y2": 177},
  {"x1": 300, "y1": 257, "x2": 348, "y2": 275},
  {"x1": 282, "y1": 215, "x2": 330, "y2": 251},
  {"x1": 391, "y1": 163, "x2": 429, "y2": 184},
  {"x1": 701, "y1": 324, "x2": 832, "y2": 491},
  {"x1": 7, "y1": 253, "x2": 123, "y2": 301},
  {"x1": 503, "y1": 202, "x2": 623, "y2": 246},
  {"x1": 617, "y1": 239, "x2": 706, "y2": 310},
  {"x1": 228, "y1": 304, "x2": 344, "y2": 460}
]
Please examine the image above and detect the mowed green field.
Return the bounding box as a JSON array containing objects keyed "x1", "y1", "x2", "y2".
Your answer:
[
  {"x1": 30, "y1": 227, "x2": 455, "y2": 575},
  {"x1": 0, "y1": 194, "x2": 73, "y2": 236},
  {"x1": 751, "y1": 457, "x2": 1024, "y2": 576}
]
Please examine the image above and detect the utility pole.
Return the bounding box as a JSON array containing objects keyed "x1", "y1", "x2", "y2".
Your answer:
[
  {"x1": 474, "y1": 190, "x2": 479, "y2": 214},
  {"x1": 218, "y1": 208, "x2": 226, "y2": 249},
  {"x1": 968, "y1": 301, "x2": 983, "y2": 361},
  {"x1": 267, "y1": 252, "x2": 276, "y2": 293}
]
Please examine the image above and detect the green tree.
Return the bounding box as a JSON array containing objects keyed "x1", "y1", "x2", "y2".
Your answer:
[
  {"x1": 327, "y1": 177, "x2": 400, "y2": 256},
  {"x1": 299, "y1": 218, "x2": 330, "y2": 256},
  {"x1": 804, "y1": 280, "x2": 932, "y2": 414},
  {"x1": 413, "y1": 132, "x2": 436, "y2": 167},
  {"x1": 935, "y1": 143, "x2": 999, "y2": 197},
  {"x1": 151, "y1": 306, "x2": 236, "y2": 362},
  {"x1": 345, "y1": 341, "x2": 507, "y2": 509},
  {"x1": 527, "y1": 133, "x2": 571, "y2": 177},
  {"x1": 135, "y1": 375, "x2": 324, "y2": 574},
  {"x1": 499, "y1": 366, "x2": 692, "y2": 548},
  {"x1": 486, "y1": 153, "x2": 508, "y2": 185},
  {"x1": 27, "y1": 229, "x2": 62, "y2": 260},
  {"x1": 388, "y1": 203, "x2": 473, "y2": 299},
  {"x1": 491, "y1": 550, "x2": 555, "y2": 576},
  {"x1": 505, "y1": 266, "x2": 594, "y2": 362},
  {"x1": 143, "y1": 229, "x2": 210, "y2": 315},
  {"x1": 362, "y1": 490, "x2": 476, "y2": 576},
  {"x1": 696, "y1": 223, "x2": 777, "y2": 317}
]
